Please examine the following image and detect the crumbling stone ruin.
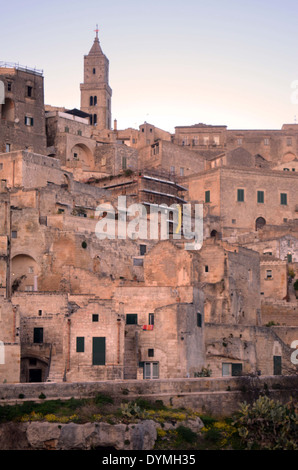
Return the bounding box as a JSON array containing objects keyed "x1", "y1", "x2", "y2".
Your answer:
[{"x1": 0, "y1": 32, "x2": 297, "y2": 384}]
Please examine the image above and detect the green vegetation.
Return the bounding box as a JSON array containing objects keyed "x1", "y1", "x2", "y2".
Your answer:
[
  {"x1": 0, "y1": 395, "x2": 296, "y2": 450},
  {"x1": 233, "y1": 396, "x2": 298, "y2": 450}
]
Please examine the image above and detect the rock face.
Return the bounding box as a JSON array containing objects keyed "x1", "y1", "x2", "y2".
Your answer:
[{"x1": 0, "y1": 420, "x2": 158, "y2": 450}]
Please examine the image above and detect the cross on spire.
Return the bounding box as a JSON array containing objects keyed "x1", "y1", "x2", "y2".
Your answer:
[{"x1": 94, "y1": 24, "x2": 99, "y2": 40}]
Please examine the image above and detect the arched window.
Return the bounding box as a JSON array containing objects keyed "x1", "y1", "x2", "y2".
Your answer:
[
  {"x1": 94, "y1": 96, "x2": 97, "y2": 106},
  {"x1": 256, "y1": 217, "x2": 266, "y2": 231},
  {"x1": 93, "y1": 114, "x2": 97, "y2": 126},
  {"x1": 90, "y1": 96, "x2": 93, "y2": 106}
]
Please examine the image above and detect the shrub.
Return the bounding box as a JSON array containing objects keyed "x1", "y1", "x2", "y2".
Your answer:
[
  {"x1": 176, "y1": 426, "x2": 197, "y2": 444},
  {"x1": 233, "y1": 396, "x2": 298, "y2": 450},
  {"x1": 94, "y1": 393, "x2": 113, "y2": 405}
]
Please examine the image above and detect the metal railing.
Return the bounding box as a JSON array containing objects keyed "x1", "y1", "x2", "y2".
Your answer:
[{"x1": 0, "y1": 61, "x2": 43, "y2": 76}]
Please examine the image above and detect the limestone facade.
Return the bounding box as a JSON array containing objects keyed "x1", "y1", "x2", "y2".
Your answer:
[{"x1": 0, "y1": 33, "x2": 297, "y2": 384}]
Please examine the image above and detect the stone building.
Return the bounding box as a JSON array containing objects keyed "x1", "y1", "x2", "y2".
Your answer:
[
  {"x1": 0, "y1": 32, "x2": 297, "y2": 384},
  {"x1": 0, "y1": 64, "x2": 46, "y2": 155}
]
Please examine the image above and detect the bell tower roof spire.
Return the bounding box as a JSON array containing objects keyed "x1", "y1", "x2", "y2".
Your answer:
[{"x1": 88, "y1": 24, "x2": 103, "y2": 55}]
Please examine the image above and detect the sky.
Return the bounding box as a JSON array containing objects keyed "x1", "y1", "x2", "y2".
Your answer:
[{"x1": 1, "y1": 0, "x2": 298, "y2": 133}]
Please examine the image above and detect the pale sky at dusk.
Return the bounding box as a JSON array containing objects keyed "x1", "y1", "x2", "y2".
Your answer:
[{"x1": 1, "y1": 0, "x2": 298, "y2": 133}]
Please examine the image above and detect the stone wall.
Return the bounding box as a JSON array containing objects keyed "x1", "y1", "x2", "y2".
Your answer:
[{"x1": 0, "y1": 375, "x2": 297, "y2": 416}]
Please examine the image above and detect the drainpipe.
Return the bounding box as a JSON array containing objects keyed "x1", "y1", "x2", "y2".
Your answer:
[
  {"x1": 67, "y1": 319, "x2": 71, "y2": 372},
  {"x1": 117, "y1": 319, "x2": 121, "y2": 365}
]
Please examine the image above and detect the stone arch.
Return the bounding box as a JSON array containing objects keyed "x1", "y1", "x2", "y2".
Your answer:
[
  {"x1": 1, "y1": 97, "x2": 15, "y2": 122},
  {"x1": 70, "y1": 143, "x2": 94, "y2": 170},
  {"x1": 21, "y1": 356, "x2": 49, "y2": 383},
  {"x1": 11, "y1": 254, "x2": 39, "y2": 292},
  {"x1": 282, "y1": 152, "x2": 296, "y2": 163},
  {"x1": 210, "y1": 229, "x2": 219, "y2": 239},
  {"x1": 256, "y1": 217, "x2": 266, "y2": 231}
]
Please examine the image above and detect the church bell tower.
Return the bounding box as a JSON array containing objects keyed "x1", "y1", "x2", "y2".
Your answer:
[{"x1": 80, "y1": 26, "x2": 112, "y2": 130}]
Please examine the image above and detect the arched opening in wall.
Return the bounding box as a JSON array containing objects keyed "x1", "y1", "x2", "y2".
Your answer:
[
  {"x1": 70, "y1": 143, "x2": 94, "y2": 170},
  {"x1": 210, "y1": 230, "x2": 219, "y2": 239},
  {"x1": 1, "y1": 98, "x2": 15, "y2": 122},
  {"x1": 282, "y1": 152, "x2": 296, "y2": 163},
  {"x1": 62, "y1": 174, "x2": 71, "y2": 190},
  {"x1": 21, "y1": 357, "x2": 49, "y2": 383},
  {"x1": 11, "y1": 254, "x2": 39, "y2": 293},
  {"x1": 256, "y1": 217, "x2": 266, "y2": 231}
]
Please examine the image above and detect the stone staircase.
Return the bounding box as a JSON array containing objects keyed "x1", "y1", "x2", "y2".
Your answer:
[
  {"x1": 46, "y1": 354, "x2": 66, "y2": 383},
  {"x1": 124, "y1": 327, "x2": 138, "y2": 380}
]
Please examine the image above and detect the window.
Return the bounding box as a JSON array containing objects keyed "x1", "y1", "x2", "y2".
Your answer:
[
  {"x1": 280, "y1": 193, "x2": 288, "y2": 205},
  {"x1": 237, "y1": 189, "x2": 245, "y2": 202},
  {"x1": 76, "y1": 337, "x2": 85, "y2": 353},
  {"x1": 90, "y1": 96, "x2": 93, "y2": 106},
  {"x1": 94, "y1": 96, "x2": 97, "y2": 106},
  {"x1": 92, "y1": 314, "x2": 99, "y2": 322},
  {"x1": 93, "y1": 68, "x2": 96, "y2": 74},
  {"x1": 148, "y1": 349, "x2": 154, "y2": 357},
  {"x1": 133, "y1": 258, "x2": 143, "y2": 266},
  {"x1": 232, "y1": 219, "x2": 236, "y2": 224},
  {"x1": 73, "y1": 153, "x2": 78, "y2": 159},
  {"x1": 27, "y1": 86, "x2": 33, "y2": 97},
  {"x1": 25, "y1": 285, "x2": 34, "y2": 292},
  {"x1": 205, "y1": 265, "x2": 209, "y2": 273},
  {"x1": 283, "y1": 168, "x2": 290, "y2": 172},
  {"x1": 205, "y1": 190, "x2": 211, "y2": 203},
  {"x1": 38, "y1": 310, "x2": 42, "y2": 316},
  {"x1": 170, "y1": 166, "x2": 175, "y2": 174},
  {"x1": 203, "y1": 136, "x2": 209, "y2": 146},
  {"x1": 197, "y1": 313, "x2": 202, "y2": 328},
  {"x1": 25, "y1": 116, "x2": 34, "y2": 126},
  {"x1": 5, "y1": 143, "x2": 10, "y2": 153},
  {"x1": 28, "y1": 266, "x2": 34, "y2": 273},
  {"x1": 93, "y1": 114, "x2": 97, "y2": 126},
  {"x1": 149, "y1": 313, "x2": 154, "y2": 326},
  {"x1": 126, "y1": 314, "x2": 138, "y2": 325},
  {"x1": 65, "y1": 126, "x2": 69, "y2": 133},
  {"x1": 11, "y1": 231, "x2": 17, "y2": 238},
  {"x1": 266, "y1": 270, "x2": 273, "y2": 279},
  {"x1": 143, "y1": 362, "x2": 159, "y2": 379},
  {"x1": 33, "y1": 328, "x2": 43, "y2": 344},
  {"x1": 222, "y1": 363, "x2": 243, "y2": 377},
  {"x1": 140, "y1": 245, "x2": 147, "y2": 256},
  {"x1": 77, "y1": 130, "x2": 82, "y2": 136},
  {"x1": 287, "y1": 137, "x2": 292, "y2": 146},
  {"x1": 237, "y1": 138, "x2": 243, "y2": 146},
  {"x1": 257, "y1": 191, "x2": 264, "y2": 204},
  {"x1": 7, "y1": 82, "x2": 12, "y2": 92},
  {"x1": 122, "y1": 157, "x2": 127, "y2": 170},
  {"x1": 180, "y1": 167, "x2": 184, "y2": 176},
  {"x1": 264, "y1": 138, "x2": 270, "y2": 146}
]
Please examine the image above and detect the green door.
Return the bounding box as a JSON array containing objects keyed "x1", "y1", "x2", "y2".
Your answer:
[
  {"x1": 274, "y1": 356, "x2": 282, "y2": 375},
  {"x1": 92, "y1": 337, "x2": 106, "y2": 365}
]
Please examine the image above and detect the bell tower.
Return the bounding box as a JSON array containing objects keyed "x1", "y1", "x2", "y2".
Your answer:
[{"x1": 80, "y1": 26, "x2": 112, "y2": 130}]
